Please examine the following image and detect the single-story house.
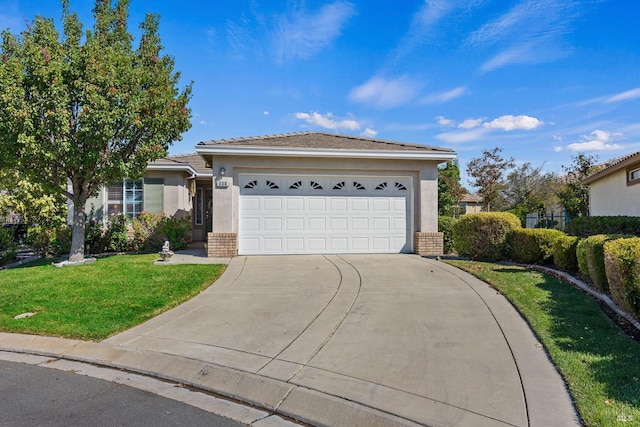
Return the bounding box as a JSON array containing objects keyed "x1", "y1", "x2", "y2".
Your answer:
[
  {"x1": 457, "y1": 193, "x2": 484, "y2": 215},
  {"x1": 582, "y1": 151, "x2": 640, "y2": 216},
  {"x1": 80, "y1": 132, "x2": 456, "y2": 257}
]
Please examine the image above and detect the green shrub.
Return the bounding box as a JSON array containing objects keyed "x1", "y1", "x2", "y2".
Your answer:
[
  {"x1": 604, "y1": 237, "x2": 640, "y2": 318},
  {"x1": 566, "y1": 216, "x2": 640, "y2": 237},
  {"x1": 577, "y1": 235, "x2": 622, "y2": 292},
  {"x1": 506, "y1": 228, "x2": 565, "y2": 264},
  {"x1": 130, "y1": 213, "x2": 192, "y2": 253},
  {"x1": 452, "y1": 212, "x2": 521, "y2": 261},
  {"x1": 103, "y1": 214, "x2": 129, "y2": 252},
  {"x1": 576, "y1": 238, "x2": 589, "y2": 281},
  {"x1": 27, "y1": 226, "x2": 72, "y2": 257},
  {"x1": 552, "y1": 235, "x2": 580, "y2": 273},
  {"x1": 438, "y1": 216, "x2": 458, "y2": 254},
  {"x1": 0, "y1": 226, "x2": 17, "y2": 265}
]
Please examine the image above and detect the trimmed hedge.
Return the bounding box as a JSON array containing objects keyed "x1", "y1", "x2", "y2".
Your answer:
[
  {"x1": 438, "y1": 216, "x2": 458, "y2": 254},
  {"x1": 552, "y1": 235, "x2": 580, "y2": 273},
  {"x1": 566, "y1": 216, "x2": 640, "y2": 237},
  {"x1": 452, "y1": 212, "x2": 521, "y2": 261},
  {"x1": 576, "y1": 235, "x2": 622, "y2": 292},
  {"x1": 507, "y1": 228, "x2": 565, "y2": 264},
  {"x1": 604, "y1": 237, "x2": 640, "y2": 318}
]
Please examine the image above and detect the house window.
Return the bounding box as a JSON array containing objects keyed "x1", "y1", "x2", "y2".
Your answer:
[
  {"x1": 124, "y1": 179, "x2": 144, "y2": 218},
  {"x1": 628, "y1": 166, "x2": 640, "y2": 185},
  {"x1": 106, "y1": 179, "x2": 162, "y2": 219},
  {"x1": 195, "y1": 187, "x2": 203, "y2": 226}
]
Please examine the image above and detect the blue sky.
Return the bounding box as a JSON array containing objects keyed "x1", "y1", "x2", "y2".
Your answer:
[{"x1": 2, "y1": 0, "x2": 640, "y2": 187}]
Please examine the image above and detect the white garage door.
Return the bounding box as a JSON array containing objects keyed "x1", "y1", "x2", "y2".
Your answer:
[{"x1": 239, "y1": 175, "x2": 412, "y2": 255}]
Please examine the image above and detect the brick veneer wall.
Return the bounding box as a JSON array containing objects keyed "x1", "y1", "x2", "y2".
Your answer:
[
  {"x1": 414, "y1": 232, "x2": 444, "y2": 256},
  {"x1": 207, "y1": 233, "x2": 238, "y2": 257}
]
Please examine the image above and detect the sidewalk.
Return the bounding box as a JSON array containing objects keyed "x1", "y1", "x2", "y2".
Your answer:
[{"x1": 0, "y1": 254, "x2": 581, "y2": 426}]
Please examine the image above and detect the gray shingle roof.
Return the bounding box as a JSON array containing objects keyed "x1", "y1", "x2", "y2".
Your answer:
[
  {"x1": 150, "y1": 153, "x2": 210, "y2": 174},
  {"x1": 582, "y1": 151, "x2": 640, "y2": 184},
  {"x1": 198, "y1": 132, "x2": 453, "y2": 153}
]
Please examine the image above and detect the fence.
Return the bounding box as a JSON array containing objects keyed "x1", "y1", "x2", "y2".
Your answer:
[{"x1": 525, "y1": 212, "x2": 569, "y2": 231}]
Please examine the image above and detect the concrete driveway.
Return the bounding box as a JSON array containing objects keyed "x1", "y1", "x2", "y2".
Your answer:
[{"x1": 104, "y1": 254, "x2": 578, "y2": 426}]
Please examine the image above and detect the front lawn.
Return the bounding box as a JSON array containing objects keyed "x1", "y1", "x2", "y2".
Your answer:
[
  {"x1": 447, "y1": 260, "x2": 640, "y2": 427},
  {"x1": 0, "y1": 255, "x2": 225, "y2": 341}
]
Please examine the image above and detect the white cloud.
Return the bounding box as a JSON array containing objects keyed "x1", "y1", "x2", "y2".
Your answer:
[
  {"x1": 554, "y1": 146, "x2": 563, "y2": 152},
  {"x1": 361, "y1": 128, "x2": 378, "y2": 138},
  {"x1": 199, "y1": 120, "x2": 208, "y2": 125},
  {"x1": 468, "y1": 0, "x2": 582, "y2": 72},
  {"x1": 458, "y1": 118, "x2": 484, "y2": 129},
  {"x1": 349, "y1": 75, "x2": 421, "y2": 109},
  {"x1": 421, "y1": 86, "x2": 466, "y2": 104},
  {"x1": 294, "y1": 112, "x2": 360, "y2": 131},
  {"x1": 567, "y1": 129, "x2": 623, "y2": 152},
  {"x1": 483, "y1": 115, "x2": 543, "y2": 131},
  {"x1": 605, "y1": 87, "x2": 640, "y2": 104},
  {"x1": 263, "y1": 111, "x2": 269, "y2": 116},
  {"x1": 273, "y1": 1, "x2": 356, "y2": 63},
  {"x1": 435, "y1": 128, "x2": 490, "y2": 144},
  {"x1": 436, "y1": 116, "x2": 455, "y2": 127}
]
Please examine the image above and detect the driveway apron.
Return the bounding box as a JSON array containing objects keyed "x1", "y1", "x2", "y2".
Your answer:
[{"x1": 105, "y1": 255, "x2": 578, "y2": 427}]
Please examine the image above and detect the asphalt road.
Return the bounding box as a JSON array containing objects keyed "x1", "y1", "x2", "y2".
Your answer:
[{"x1": 0, "y1": 360, "x2": 245, "y2": 427}]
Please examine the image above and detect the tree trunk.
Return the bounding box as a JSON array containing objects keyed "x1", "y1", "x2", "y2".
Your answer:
[{"x1": 68, "y1": 199, "x2": 86, "y2": 263}]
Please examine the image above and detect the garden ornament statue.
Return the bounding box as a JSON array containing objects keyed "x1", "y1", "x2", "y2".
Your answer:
[{"x1": 159, "y1": 241, "x2": 174, "y2": 262}]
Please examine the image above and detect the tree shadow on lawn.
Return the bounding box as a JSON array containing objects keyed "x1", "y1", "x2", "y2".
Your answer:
[{"x1": 493, "y1": 266, "x2": 640, "y2": 409}]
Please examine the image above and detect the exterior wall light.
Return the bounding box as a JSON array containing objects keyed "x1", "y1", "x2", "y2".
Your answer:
[{"x1": 220, "y1": 167, "x2": 225, "y2": 176}]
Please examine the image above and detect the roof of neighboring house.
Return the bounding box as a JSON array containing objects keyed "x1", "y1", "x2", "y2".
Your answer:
[
  {"x1": 196, "y1": 132, "x2": 456, "y2": 161},
  {"x1": 459, "y1": 193, "x2": 483, "y2": 203},
  {"x1": 148, "y1": 153, "x2": 211, "y2": 176},
  {"x1": 582, "y1": 151, "x2": 640, "y2": 185}
]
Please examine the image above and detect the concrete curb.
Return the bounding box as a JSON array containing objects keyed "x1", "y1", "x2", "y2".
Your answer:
[{"x1": 0, "y1": 333, "x2": 420, "y2": 427}]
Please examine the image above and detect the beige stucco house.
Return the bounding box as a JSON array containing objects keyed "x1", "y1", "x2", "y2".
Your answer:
[
  {"x1": 582, "y1": 151, "x2": 640, "y2": 216},
  {"x1": 81, "y1": 132, "x2": 456, "y2": 257}
]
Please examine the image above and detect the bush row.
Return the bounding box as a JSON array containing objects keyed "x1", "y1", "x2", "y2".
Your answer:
[
  {"x1": 447, "y1": 212, "x2": 640, "y2": 320},
  {"x1": 566, "y1": 216, "x2": 640, "y2": 237},
  {"x1": 28, "y1": 213, "x2": 192, "y2": 257}
]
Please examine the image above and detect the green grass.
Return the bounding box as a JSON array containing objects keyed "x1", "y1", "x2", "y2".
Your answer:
[
  {"x1": 0, "y1": 254, "x2": 225, "y2": 341},
  {"x1": 446, "y1": 260, "x2": 640, "y2": 427}
]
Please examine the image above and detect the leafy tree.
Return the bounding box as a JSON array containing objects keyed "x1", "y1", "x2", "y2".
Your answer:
[
  {"x1": 0, "y1": 170, "x2": 67, "y2": 228},
  {"x1": 438, "y1": 159, "x2": 467, "y2": 217},
  {"x1": 0, "y1": 0, "x2": 192, "y2": 262},
  {"x1": 502, "y1": 162, "x2": 559, "y2": 221},
  {"x1": 466, "y1": 147, "x2": 515, "y2": 212},
  {"x1": 557, "y1": 153, "x2": 601, "y2": 218}
]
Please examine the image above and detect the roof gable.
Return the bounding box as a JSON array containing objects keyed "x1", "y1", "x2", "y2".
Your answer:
[{"x1": 583, "y1": 151, "x2": 640, "y2": 184}]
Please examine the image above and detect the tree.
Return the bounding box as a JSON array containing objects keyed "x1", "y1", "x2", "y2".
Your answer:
[
  {"x1": 0, "y1": 0, "x2": 192, "y2": 262},
  {"x1": 0, "y1": 170, "x2": 67, "y2": 228},
  {"x1": 438, "y1": 160, "x2": 467, "y2": 216},
  {"x1": 466, "y1": 147, "x2": 515, "y2": 212},
  {"x1": 557, "y1": 153, "x2": 601, "y2": 218},
  {"x1": 502, "y1": 162, "x2": 559, "y2": 219}
]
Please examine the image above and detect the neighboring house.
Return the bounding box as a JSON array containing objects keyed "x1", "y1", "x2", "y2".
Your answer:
[
  {"x1": 582, "y1": 151, "x2": 640, "y2": 216},
  {"x1": 77, "y1": 132, "x2": 456, "y2": 257},
  {"x1": 457, "y1": 193, "x2": 484, "y2": 215}
]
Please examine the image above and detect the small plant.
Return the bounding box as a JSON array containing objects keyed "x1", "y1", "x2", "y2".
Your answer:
[
  {"x1": 577, "y1": 234, "x2": 622, "y2": 292},
  {"x1": 0, "y1": 227, "x2": 17, "y2": 265},
  {"x1": 438, "y1": 216, "x2": 458, "y2": 254},
  {"x1": 103, "y1": 214, "x2": 129, "y2": 252},
  {"x1": 27, "y1": 226, "x2": 72, "y2": 257}
]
